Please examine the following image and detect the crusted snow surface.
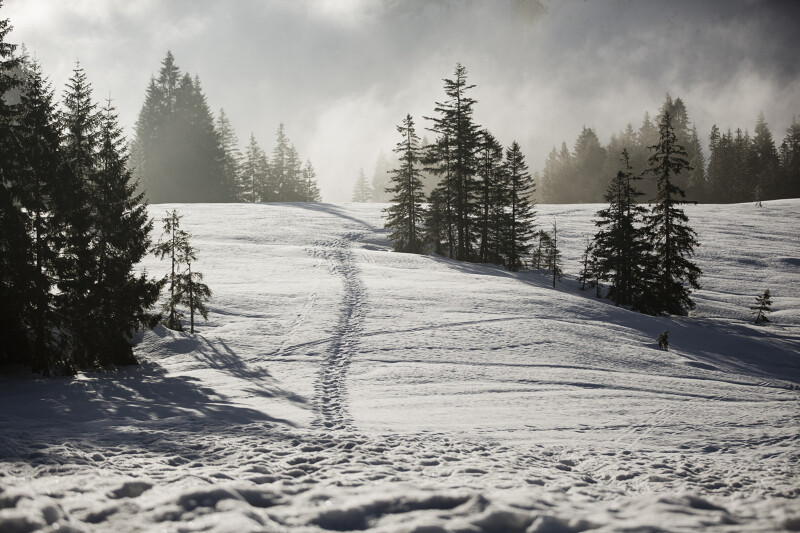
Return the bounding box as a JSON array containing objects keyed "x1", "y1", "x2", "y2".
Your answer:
[{"x1": 1, "y1": 200, "x2": 799, "y2": 532}]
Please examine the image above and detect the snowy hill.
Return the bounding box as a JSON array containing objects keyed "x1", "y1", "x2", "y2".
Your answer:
[{"x1": 1, "y1": 200, "x2": 799, "y2": 532}]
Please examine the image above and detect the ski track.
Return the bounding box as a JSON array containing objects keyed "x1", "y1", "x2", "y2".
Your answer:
[{"x1": 309, "y1": 232, "x2": 368, "y2": 432}]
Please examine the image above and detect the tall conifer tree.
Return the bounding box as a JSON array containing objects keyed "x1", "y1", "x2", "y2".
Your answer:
[
  {"x1": 385, "y1": 114, "x2": 426, "y2": 253},
  {"x1": 503, "y1": 141, "x2": 536, "y2": 271},
  {"x1": 643, "y1": 112, "x2": 701, "y2": 315}
]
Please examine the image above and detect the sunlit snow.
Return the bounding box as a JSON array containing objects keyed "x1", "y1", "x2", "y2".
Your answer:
[{"x1": 1, "y1": 201, "x2": 798, "y2": 532}]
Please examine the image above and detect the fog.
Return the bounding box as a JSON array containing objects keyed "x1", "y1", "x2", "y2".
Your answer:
[{"x1": 5, "y1": 0, "x2": 799, "y2": 201}]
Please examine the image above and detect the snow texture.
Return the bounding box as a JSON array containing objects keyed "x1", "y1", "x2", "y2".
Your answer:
[{"x1": 1, "y1": 200, "x2": 799, "y2": 532}]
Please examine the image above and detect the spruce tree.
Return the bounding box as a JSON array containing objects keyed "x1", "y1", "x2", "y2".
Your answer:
[
  {"x1": 425, "y1": 63, "x2": 481, "y2": 261},
  {"x1": 592, "y1": 149, "x2": 650, "y2": 308},
  {"x1": 751, "y1": 289, "x2": 772, "y2": 325},
  {"x1": 531, "y1": 230, "x2": 552, "y2": 270},
  {"x1": 241, "y1": 134, "x2": 268, "y2": 202},
  {"x1": 266, "y1": 123, "x2": 290, "y2": 201},
  {"x1": 0, "y1": 7, "x2": 32, "y2": 366},
  {"x1": 779, "y1": 117, "x2": 800, "y2": 198},
  {"x1": 643, "y1": 111, "x2": 701, "y2": 315},
  {"x1": 175, "y1": 236, "x2": 211, "y2": 334},
  {"x1": 425, "y1": 136, "x2": 456, "y2": 258},
  {"x1": 301, "y1": 160, "x2": 321, "y2": 202},
  {"x1": 152, "y1": 210, "x2": 188, "y2": 331},
  {"x1": 476, "y1": 131, "x2": 505, "y2": 263},
  {"x1": 215, "y1": 108, "x2": 243, "y2": 200},
  {"x1": 352, "y1": 168, "x2": 371, "y2": 202},
  {"x1": 503, "y1": 141, "x2": 536, "y2": 271},
  {"x1": 384, "y1": 114, "x2": 426, "y2": 253},
  {"x1": 17, "y1": 59, "x2": 68, "y2": 370},
  {"x1": 549, "y1": 220, "x2": 563, "y2": 287}
]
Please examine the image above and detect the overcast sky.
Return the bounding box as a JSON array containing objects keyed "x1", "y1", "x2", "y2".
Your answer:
[{"x1": 4, "y1": 0, "x2": 799, "y2": 202}]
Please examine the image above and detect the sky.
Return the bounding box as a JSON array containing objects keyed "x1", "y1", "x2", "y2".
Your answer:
[{"x1": 4, "y1": 0, "x2": 800, "y2": 202}]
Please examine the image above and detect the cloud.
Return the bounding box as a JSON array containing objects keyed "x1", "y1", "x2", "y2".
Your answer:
[{"x1": 3, "y1": 0, "x2": 798, "y2": 201}]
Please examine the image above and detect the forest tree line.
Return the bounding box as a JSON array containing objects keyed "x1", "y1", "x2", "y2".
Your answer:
[
  {"x1": 132, "y1": 51, "x2": 320, "y2": 204},
  {"x1": 0, "y1": 9, "x2": 160, "y2": 372},
  {"x1": 384, "y1": 65, "x2": 702, "y2": 316},
  {"x1": 539, "y1": 95, "x2": 800, "y2": 204}
]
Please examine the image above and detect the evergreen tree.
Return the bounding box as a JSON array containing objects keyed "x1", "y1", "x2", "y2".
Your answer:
[
  {"x1": 503, "y1": 141, "x2": 536, "y2": 271},
  {"x1": 425, "y1": 135, "x2": 456, "y2": 258},
  {"x1": 58, "y1": 63, "x2": 100, "y2": 369},
  {"x1": 476, "y1": 131, "x2": 505, "y2": 263},
  {"x1": 425, "y1": 63, "x2": 482, "y2": 261},
  {"x1": 152, "y1": 210, "x2": 188, "y2": 330},
  {"x1": 751, "y1": 112, "x2": 780, "y2": 201},
  {"x1": 301, "y1": 159, "x2": 321, "y2": 202},
  {"x1": 88, "y1": 99, "x2": 160, "y2": 365},
  {"x1": 706, "y1": 124, "x2": 723, "y2": 201},
  {"x1": 241, "y1": 133, "x2": 268, "y2": 203},
  {"x1": 751, "y1": 289, "x2": 772, "y2": 325},
  {"x1": 549, "y1": 220, "x2": 563, "y2": 287},
  {"x1": 370, "y1": 151, "x2": 392, "y2": 202},
  {"x1": 642, "y1": 112, "x2": 701, "y2": 315},
  {"x1": 132, "y1": 52, "x2": 230, "y2": 203},
  {"x1": 284, "y1": 144, "x2": 303, "y2": 201},
  {"x1": 423, "y1": 186, "x2": 449, "y2": 256},
  {"x1": 0, "y1": 7, "x2": 32, "y2": 366},
  {"x1": 384, "y1": 114, "x2": 426, "y2": 253},
  {"x1": 215, "y1": 108, "x2": 243, "y2": 200},
  {"x1": 571, "y1": 126, "x2": 607, "y2": 202},
  {"x1": 352, "y1": 167, "x2": 371, "y2": 202},
  {"x1": 779, "y1": 116, "x2": 800, "y2": 198},
  {"x1": 265, "y1": 123, "x2": 290, "y2": 201},
  {"x1": 578, "y1": 239, "x2": 594, "y2": 291},
  {"x1": 592, "y1": 149, "x2": 650, "y2": 308},
  {"x1": 15, "y1": 58, "x2": 64, "y2": 370},
  {"x1": 175, "y1": 236, "x2": 211, "y2": 334},
  {"x1": 531, "y1": 230, "x2": 552, "y2": 270}
]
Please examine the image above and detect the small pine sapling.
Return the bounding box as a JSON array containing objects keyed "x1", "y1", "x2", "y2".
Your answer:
[
  {"x1": 176, "y1": 235, "x2": 212, "y2": 334},
  {"x1": 751, "y1": 289, "x2": 772, "y2": 325},
  {"x1": 657, "y1": 330, "x2": 669, "y2": 350},
  {"x1": 549, "y1": 220, "x2": 563, "y2": 288},
  {"x1": 152, "y1": 210, "x2": 188, "y2": 331},
  {"x1": 531, "y1": 230, "x2": 552, "y2": 270},
  {"x1": 579, "y1": 239, "x2": 593, "y2": 291}
]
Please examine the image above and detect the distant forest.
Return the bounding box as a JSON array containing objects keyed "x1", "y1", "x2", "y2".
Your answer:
[
  {"x1": 363, "y1": 95, "x2": 800, "y2": 205},
  {"x1": 132, "y1": 51, "x2": 321, "y2": 204},
  {"x1": 539, "y1": 95, "x2": 800, "y2": 204}
]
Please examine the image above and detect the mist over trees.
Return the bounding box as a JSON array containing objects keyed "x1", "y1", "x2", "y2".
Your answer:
[
  {"x1": 540, "y1": 94, "x2": 799, "y2": 204},
  {"x1": 132, "y1": 52, "x2": 320, "y2": 204},
  {"x1": 1, "y1": 8, "x2": 160, "y2": 373}
]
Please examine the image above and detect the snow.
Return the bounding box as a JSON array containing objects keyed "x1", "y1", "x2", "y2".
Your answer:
[{"x1": 1, "y1": 200, "x2": 799, "y2": 532}]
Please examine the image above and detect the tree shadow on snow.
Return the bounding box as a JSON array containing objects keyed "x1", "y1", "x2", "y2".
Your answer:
[{"x1": 425, "y1": 254, "x2": 800, "y2": 386}]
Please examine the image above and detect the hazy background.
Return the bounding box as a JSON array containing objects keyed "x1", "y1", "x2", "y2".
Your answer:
[{"x1": 5, "y1": 0, "x2": 799, "y2": 202}]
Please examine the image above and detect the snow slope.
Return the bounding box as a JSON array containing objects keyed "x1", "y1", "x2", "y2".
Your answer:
[{"x1": 1, "y1": 200, "x2": 799, "y2": 532}]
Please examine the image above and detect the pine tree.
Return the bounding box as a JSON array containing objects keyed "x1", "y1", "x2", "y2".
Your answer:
[
  {"x1": 384, "y1": 114, "x2": 426, "y2": 253},
  {"x1": 175, "y1": 236, "x2": 211, "y2": 334},
  {"x1": 503, "y1": 141, "x2": 536, "y2": 271},
  {"x1": 423, "y1": 187, "x2": 448, "y2": 256},
  {"x1": 266, "y1": 123, "x2": 290, "y2": 201},
  {"x1": 572, "y1": 126, "x2": 607, "y2": 202},
  {"x1": 0, "y1": 7, "x2": 32, "y2": 366},
  {"x1": 476, "y1": 131, "x2": 506, "y2": 263},
  {"x1": 643, "y1": 111, "x2": 701, "y2": 315},
  {"x1": 592, "y1": 149, "x2": 650, "y2": 308},
  {"x1": 241, "y1": 134, "x2": 268, "y2": 203},
  {"x1": 751, "y1": 289, "x2": 772, "y2": 325},
  {"x1": 352, "y1": 167, "x2": 371, "y2": 202},
  {"x1": 370, "y1": 151, "x2": 392, "y2": 202},
  {"x1": 15, "y1": 58, "x2": 65, "y2": 370},
  {"x1": 578, "y1": 239, "x2": 594, "y2": 291},
  {"x1": 87, "y1": 99, "x2": 160, "y2": 365},
  {"x1": 425, "y1": 135, "x2": 456, "y2": 258},
  {"x1": 779, "y1": 117, "x2": 800, "y2": 198},
  {"x1": 425, "y1": 63, "x2": 482, "y2": 261},
  {"x1": 531, "y1": 230, "x2": 552, "y2": 270},
  {"x1": 215, "y1": 108, "x2": 243, "y2": 200},
  {"x1": 751, "y1": 112, "x2": 780, "y2": 201},
  {"x1": 549, "y1": 221, "x2": 563, "y2": 288},
  {"x1": 301, "y1": 160, "x2": 321, "y2": 202},
  {"x1": 58, "y1": 63, "x2": 101, "y2": 369},
  {"x1": 152, "y1": 210, "x2": 188, "y2": 330}
]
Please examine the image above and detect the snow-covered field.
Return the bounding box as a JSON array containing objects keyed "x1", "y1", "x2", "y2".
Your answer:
[{"x1": 1, "y1": 200, "x2": 799, "y2": 532}]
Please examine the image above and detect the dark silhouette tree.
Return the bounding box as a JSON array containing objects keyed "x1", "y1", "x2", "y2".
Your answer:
[
  {"x1": 476, "y1": 131, "x2": 506, "y2": 263},
  {"x1": 385, "y1": 114, "x2": 426, "y2": 253},
  {"x1": 426, "y1": 63, "x2": 481, "y2": 261},
  {"x1": 643, "y1": 112, "x2": 701, "y2": 315},
  {"x1": 152, "y1": 209, "x2": 188, "y2": 331},
  {"x1": 175, "y1": 236, "x2": 211, "y2": 334},
  {"x1": 503, "y1": 141, "x2": 536, "y2": 271},
  {"x1": 592, "y1": 149, "x2": 650, "y2": 308},
  {"x1": 751, "y1": 289, "x2": 772, "y2": 325}
]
